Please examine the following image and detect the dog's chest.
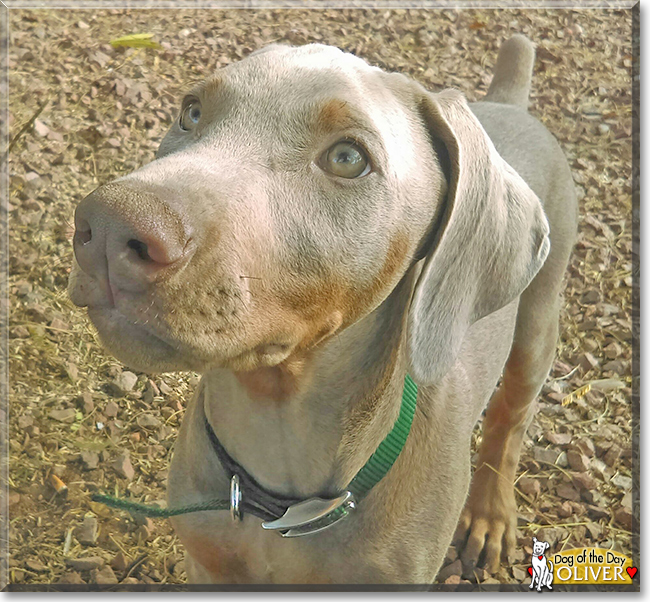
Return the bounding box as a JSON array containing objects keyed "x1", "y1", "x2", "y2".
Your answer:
[{"x1": 171, "y1": 513, "x2": 339, "y2": 584}]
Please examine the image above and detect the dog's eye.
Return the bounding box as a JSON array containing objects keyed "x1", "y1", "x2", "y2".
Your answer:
[
  {"x1": 321, "y1": 141, "x2": 370, "y2": 179},
  {"x1": 179, "y1": 101, "x2": 202, "y2": 131}
]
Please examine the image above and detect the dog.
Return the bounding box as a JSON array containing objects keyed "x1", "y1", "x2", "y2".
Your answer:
[
  {"x1": 68, "y1": 35, "x2": 577, "y2": 583},
  {"x1": 530, "y1": 537, "x2": 554, "y2": 590}
]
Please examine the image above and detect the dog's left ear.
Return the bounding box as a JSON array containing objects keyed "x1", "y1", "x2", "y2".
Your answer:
[
  {"x1": 407, "y1": 89, "x2": 550, "y2": 385},
  {"x1": 544, "y1": 542, "x2": 550, "y2": 551}
]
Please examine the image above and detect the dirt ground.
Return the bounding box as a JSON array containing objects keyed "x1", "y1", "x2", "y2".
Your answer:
[{"x1": 6, "y1": 6, "x2": 636, "y2": 589}]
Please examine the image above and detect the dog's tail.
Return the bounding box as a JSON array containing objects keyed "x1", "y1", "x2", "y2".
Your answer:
[{"x1": 483, "y1": 34, "x2": 535, "y2": 110}]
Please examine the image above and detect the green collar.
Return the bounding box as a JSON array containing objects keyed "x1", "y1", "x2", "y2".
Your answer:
[{"x1": 93, "y1": 375, "x2": 418, "y2": 537}]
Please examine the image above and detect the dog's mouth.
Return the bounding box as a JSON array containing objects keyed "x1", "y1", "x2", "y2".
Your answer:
[{"x1": 69, "y1": 264, "x2": 301, "y2": 374}]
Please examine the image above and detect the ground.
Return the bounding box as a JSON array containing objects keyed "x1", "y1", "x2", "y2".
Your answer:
[{"x1": 6, "y1": 6, "x2": 636, "y2": 590}]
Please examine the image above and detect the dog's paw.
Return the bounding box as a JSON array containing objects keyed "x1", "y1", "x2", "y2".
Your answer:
[{"x1": 452, "y1": 463, "x2": 517, "y2": 575}]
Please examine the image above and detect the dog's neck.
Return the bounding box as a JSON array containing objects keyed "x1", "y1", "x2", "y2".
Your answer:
[{"x1": 201, "y1": 268, "x2": 418, "y2": 499}]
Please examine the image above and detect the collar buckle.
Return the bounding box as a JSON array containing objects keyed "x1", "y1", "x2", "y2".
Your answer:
[{"x1": 261, "y1": 491, "x2": 356, "y2": 537}]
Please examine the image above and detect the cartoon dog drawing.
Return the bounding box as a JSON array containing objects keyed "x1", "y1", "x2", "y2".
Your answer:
[{"x1": 530, "y1": 537, "x2": 554, "y2": 591}]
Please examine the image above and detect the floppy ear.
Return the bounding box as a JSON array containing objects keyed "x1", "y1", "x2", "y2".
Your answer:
[
  {"x1": 408, "y1": 89, "x2": 550, "y2": 385},
  {"x1": 544, "y1": 542, "x2": 550, "y2": 551},
  {"x1": 533, "y1": 537, "x2": 538, "y2": 544}
]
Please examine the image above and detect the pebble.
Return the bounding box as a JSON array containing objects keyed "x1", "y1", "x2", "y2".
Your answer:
[
  {"x1": 74, "y1": 515, "x2": 99, "y2": 546},
  {"x1": 518, "y1": 477, "x2": 541, "y2": 498},
  {"x1": 76, "y1": 392, "x2": 94, "y2": 414},
  {"x1": 567, "y1": 450, "x2": 590, "y2": 472},
  {"x1": 49, "y1": 408, "x2": 76, "y2": 423},
  {"x1": 66, "y1": 556, "x2": 105, "y2": 571},
  {"x1": 60, "y1": 571, "x2": 86, "y2": 584},
  {"x1": 112, "y1": 452, "x2": 135, "y2": 480},
  {"x1": 80, "y1": 450, "x2": 100, "y2": 470},
  {"x1": 533, "y1": 447, "x2": 559, "y2": 465},
  {"x1": 137, "y1": 413, "x2": 162, "y2": 429},
  {"x1": 610, "y1": 473, "x2": 632, "y2": 491},
  {"x1": 104, "y1": 401, "x2": 119, "y2": 417},
  {"x1": 110, "y1": 551, "x2": 128, "y2": 573},
  {"x1": 437, "y1": 559, "x2": 462, "y2": 582},
  {"x1": 614, "y1": 506, "x2": 633, "y2": 530},
  {"x1": 25, "y1": 559, "x2": 48, "y2": 573},
  {"x1": 92, "y1": 565, "x2": 118, "y2": 585},
  {"x1": 598, "y1": 123, "x2": 610, "y2": 135},
  {"x1": 545, "y1": 432, "x2": 572, "y2": 446}
]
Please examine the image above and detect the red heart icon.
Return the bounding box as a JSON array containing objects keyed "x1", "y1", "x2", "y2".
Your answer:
[
  {"x1": 528, "y1": 567, "x2": 533, "y2": 576},
  {"x1": 627, "y1": 567, "x2": 638, "y2": 579},
  {"x1": 538, "y1": 555, "x2": 543, "y2": 560}
]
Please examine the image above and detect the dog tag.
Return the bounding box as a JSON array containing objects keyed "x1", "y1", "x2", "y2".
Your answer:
[{"x1": 261, "y1": 491, "x2": 355, "y2": 537}]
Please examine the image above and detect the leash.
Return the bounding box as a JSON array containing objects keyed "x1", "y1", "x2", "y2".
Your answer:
[{"x1": 93, "y1": 374, "x2": 417, "y2": 537}]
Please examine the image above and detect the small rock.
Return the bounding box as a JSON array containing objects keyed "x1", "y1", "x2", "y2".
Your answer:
[
  {"x1": 573, "y1": 472, "x2": 597, "y2": 491},
  {"x1": 567, "y1": 450, "x2": 590, "y2": 472},
  {"x1": 614, "y1": 506, "x2": 633, "y2": 530},
  {"x1": 610, "y1": 473, "x2": 632, "y2": 491},
  {"x1": 557, "y1": 500, "x2": 573, "y2": 518},
  {"x1": 92, "y1": 565, "x2": 118, "y2": 585},
  {"x1": 18, "y1": 414, "x2": 33, "y2": 429},
  {"x1": 49, "y1": 317, "x2": 69, "y2": 331},
  {"x1": 533, "y1": 447, "x2": 560, "y2": 465},
  {"x1": 33, "y1": 119, "x2": 50, "y2": 137},
  {"x1": 112, "y1": 452, "x2": 135, "y2": 480},
  {"x1": 66, "y1": 362, "x2": 79, "y2": 382},
  {"x1": 110, "y1": 551, "x2": 128, "y2": 573},
  {"x1": 8, "y1": 491, "x2": 20, "y2": 506},
  {"x1": 512, "y1": 566, "x2": 527, "y2": 581},
  {"x1": 518, "y1": 477, "x2": 541, "y2": 498},
  {"x1": 598, "y1": 123, "x2": 610, "y2": 135},
  {"x1": 159, "y1": 380, "x2": 173, "y2": 395},
  {"x1": 80, "y1": 450, "x2": 100, "y2": 470},
  {"x1": 437, "y1": 559, "x2": 462, "y2": 582},
  {"x1": 575, "y1": 438, "x2": 596, "y2": 458},
  {"x1": 137, "y1": 413, "x2": 162, "y2": 429},
  {"x1": 579, "y1": 352, "x2": 599, "y2": 371},
  {"x1": 75, "y1": 392, "x2": 94, "y2": 414},
  {"x1": 621, "y1": 491, "x2": 632, "y2": 510},
  {"x1": 122, "y1": 577, "x2": 139, "y2": 584},
  {"x1": 581, "y1": 289, "x2": 601, "y2": 304},
  {"x1": 586, "y1": 522, "x2": 602, "y2": 540},
  {"x1": 556, "y1": 484, "x2": 580, "y2": 502},
  {"x1": 60, "y1": 571, "x2": 86, "y2": 584},
  {"x1": 556, "y1": 451, "x2": 569, "y2": 468},
  {"x1": 104, "y1": 401, "x2": 119, "y2": 418},
  {"x1": 604, "y1": 445, "x2": 622, "y2": 467},
  {"x1": 25, "y1": 559, "x2": 48, "y2": 573},
  {"x1": 545, "y1": 432, "x2": 572, "y2": 446},
  {"x1": 444, "y1": 574, "x2": 461, "y2": 585},
  {"x1": 49, "y1": 408, "x2": 76, "y2": 423},
  {"x1": 116, "y1": 371, "x2": 138, "y2": 392},
  {"x1": 75, "y1": 515, "x2": 99, "y2": 546}
]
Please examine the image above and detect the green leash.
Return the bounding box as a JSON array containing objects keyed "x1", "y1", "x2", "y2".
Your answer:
[{"x1": 93, "y1": 375, "x2": 418, "y2": 524}]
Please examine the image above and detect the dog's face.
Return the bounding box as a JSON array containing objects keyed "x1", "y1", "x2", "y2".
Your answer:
[
  {"x1": 532, "y1": 538, "x2": 549, "y2": 556},
  {"x1": 69, "y1": 43, "x2": 550, "y2": 396},
  {"x1": 68, "y1": 44, "x2": 445, "y2": 387}
]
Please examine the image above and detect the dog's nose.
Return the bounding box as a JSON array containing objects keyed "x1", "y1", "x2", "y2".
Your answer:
[{"x1": 73, "y1": 182, "x2": 193, "y2": 298}]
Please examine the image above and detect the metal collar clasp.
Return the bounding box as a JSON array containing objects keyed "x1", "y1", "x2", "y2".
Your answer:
[
  {"x1": 230, "y1": 474, "x2": 242, "y2": 522},
  {"x1": 261, "y1": 491, "x2": 355, "y2": 537}
]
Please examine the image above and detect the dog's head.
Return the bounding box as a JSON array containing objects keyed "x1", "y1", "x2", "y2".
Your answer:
[
  {"x1": 69, "y1": 44, "x2": 549, "y2": 397},
  {"x1": 532, "y1": 537, "x2": 550, "y2": 556}
]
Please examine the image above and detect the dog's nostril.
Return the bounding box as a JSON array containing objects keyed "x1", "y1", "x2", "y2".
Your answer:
[
  {"x1": 74, "y1": 228, "x2": 92, "y2": 246},
  {"x1": 127, "y1": 239, "x2": 152, "y2": 262}
]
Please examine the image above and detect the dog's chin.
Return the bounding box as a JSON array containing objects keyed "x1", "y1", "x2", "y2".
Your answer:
[
  {"x1": 86, "y1": 306, "x2": 296, "y2": 376},
  {"x1": 87, "y1": 307, "x2": 208, "y2": 373}
]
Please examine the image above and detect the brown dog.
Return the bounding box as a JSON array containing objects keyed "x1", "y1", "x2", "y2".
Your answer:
[{"x1": 69, "y1": 35, "x2": 577, "y2": 583}]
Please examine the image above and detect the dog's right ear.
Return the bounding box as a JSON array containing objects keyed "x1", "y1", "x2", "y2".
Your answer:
[
  {"x1": 406, "y1": 88, "x2": 550, "y2": 385},
  {"x1": 533, "y1": 537, "x2": 538, "y2": 543}
]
